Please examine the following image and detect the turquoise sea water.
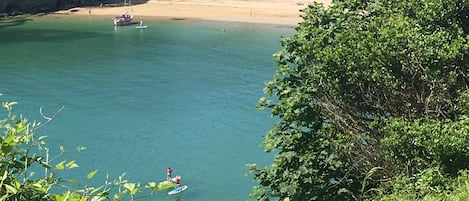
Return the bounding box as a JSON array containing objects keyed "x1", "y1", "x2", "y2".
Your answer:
[{"x1": 0, "y1": 15, "x2": 294, "y2": 200}]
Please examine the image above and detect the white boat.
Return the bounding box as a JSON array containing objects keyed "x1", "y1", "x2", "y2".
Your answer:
[
  {"x1": 113, "y1": 0, "x2": 133, "y2": 26},
  {"x1": 113, "y1": 14, "x2": 133, "y2": 26}
]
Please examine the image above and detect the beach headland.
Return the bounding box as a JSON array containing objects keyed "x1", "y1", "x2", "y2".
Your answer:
[{"x1": 54, "y1": 0, "x2": 332, "y2": 26}]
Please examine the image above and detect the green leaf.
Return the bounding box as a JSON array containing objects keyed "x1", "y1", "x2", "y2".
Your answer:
[
  {"x1": 55, "y1": 161, "x2": 66, "y2": 170},
  {"x1": 146, "y1": 181, "x2": 158, "y2": 191},
  {"x1": 75, "y1": 146, "x2": 87, "y2": 151},
  {"x1": 38, "y1": 136, "x2": 48, "y2": 141},
  {"x1": 0, "y1": 194, "x2": 9, "y2": 201},
  {"x1": 66, "y1": 160, "x2": 79, "y2": 169},
  {"x1": 87, "y1": 170, "x2": 99, "y2": 180},
  {"x1": 5, "y1": 184, "x2": 17, "y2": 194},
  {"x1": 0, "y1": 170, "x2": 7, "y2": 184},
  {"x1": 90, "y1": 186, "x2": 104, "y2": 195},
  {"x1": 2, "y1": 101, "x2": 17, "y2": 110},
  {"x1": 66, "y1": 178, "x2": 81, "y2": 185},
  {"x1": 40, "y1": 162, "x2": 52, "y2": 169},
  {"x1": 123, "y1": 183, "x2": 137, "y2": 195}
]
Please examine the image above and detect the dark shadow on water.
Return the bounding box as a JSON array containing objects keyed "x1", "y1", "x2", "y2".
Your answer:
[
  {"x1": 0, "y1": 17, "x2": 32, "y2": 29},
  {"x1": 170, "y1": 18, "x2": 187, "y2": 21},
  {"x1": 128, "y1": 21, "x2": 140, "y2": 25},
  {"x1": 0, "y1": 28, "x2": 106, "y2": 44},
  {"x1": 275, "y1": 24, "x2": 296, "y2": 30}
]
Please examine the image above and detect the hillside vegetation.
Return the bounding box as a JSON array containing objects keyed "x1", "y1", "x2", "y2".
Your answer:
[
  {"x1": 0, "y1": 0, "x2": 147, "y2": 16},
  {"x1": 249, "y1": 0, "x2": 469, "y2": 200}
]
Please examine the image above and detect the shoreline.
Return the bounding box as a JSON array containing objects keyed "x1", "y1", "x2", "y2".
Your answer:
[{"x1": 53, "y1": 0, "x2": 331, "y2": 26}]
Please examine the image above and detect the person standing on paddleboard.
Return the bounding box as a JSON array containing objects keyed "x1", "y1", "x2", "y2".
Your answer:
[
  {"x1": 167, "y1": 167, "x2": 173, "y2": 181},
  {"x1": 174, "y1": 176, "x2": 181, "y2": 189}
]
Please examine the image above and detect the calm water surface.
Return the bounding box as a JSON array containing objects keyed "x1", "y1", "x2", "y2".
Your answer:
[{"x1": 0, "y1": 15, "x2": 294, "y2": 201}]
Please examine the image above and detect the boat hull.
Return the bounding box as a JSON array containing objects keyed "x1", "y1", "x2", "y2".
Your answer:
[{"x1": 113, "y1": 15, "x2": 133, "y2": 26}]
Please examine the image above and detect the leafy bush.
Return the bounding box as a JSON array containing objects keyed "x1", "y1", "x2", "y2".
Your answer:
[
  {"x1": 250, "y1": 0, "x2": 469, "y2": 199},
  {"x1": 377, "y1": 169, "x2": 469, "y2": 201},
  {"x1": 380, "y1": 116, "x2": 469, "y2": 177}
]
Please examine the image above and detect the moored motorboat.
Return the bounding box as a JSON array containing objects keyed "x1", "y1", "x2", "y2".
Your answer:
[{"x1": 113, "y1": 14, "x2": 133, "y2": 26}]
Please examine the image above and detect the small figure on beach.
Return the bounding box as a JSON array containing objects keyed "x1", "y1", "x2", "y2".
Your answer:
[
  {"x1": 88, "y1": 8, "x2": 91, "y2": 15},
  {"x1": 167, "y1": 167, "x2": 172, "y2": 181}
]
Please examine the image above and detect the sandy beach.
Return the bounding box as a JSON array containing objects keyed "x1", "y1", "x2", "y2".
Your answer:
[{"x1": 54, "y1": 0, "x2": 331, "y2": 26}]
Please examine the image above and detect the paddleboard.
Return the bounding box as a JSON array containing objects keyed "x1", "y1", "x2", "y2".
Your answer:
[
  {"x1": 136, "y1": 25, "x2": 148, "y2": 29},
  {"x1": 168, "y1": 185, "x2": 188, "y2": 195},
  {"x1": 157, "y1": 181, "x2": 176, "y2": 190}
]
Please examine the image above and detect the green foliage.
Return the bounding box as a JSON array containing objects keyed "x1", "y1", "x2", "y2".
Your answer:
[
  {"x1": 0, "y1": 96, "x2": 162, "y2": 201},
  {"x1": 376, "y1": 169, "x2": 469, "y2": 201},
  {"x1": 251, "y1": 0, "x2": 469, "y2": 200},
  {"x1": 248, "y1": 124, "x2": 362, "y2": 200},
  {"x1": 0, "y1": 100, "x2": 54, "y2": 201},
  {"x1": 380, "y1": 115, "x2": 469, "y2": 177}
]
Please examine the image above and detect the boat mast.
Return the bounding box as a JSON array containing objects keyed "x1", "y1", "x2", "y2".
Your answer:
[
  {"x1": 129, "y1": 0, "x2": 133, "y2": 14},
  {"x1": 123, "y1": 0, "x2": 133, "y2": 15}
]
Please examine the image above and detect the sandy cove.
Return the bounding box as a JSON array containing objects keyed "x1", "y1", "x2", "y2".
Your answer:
[{"x1": 54, "y1": 0, "x2": 331, "y2": 26}]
